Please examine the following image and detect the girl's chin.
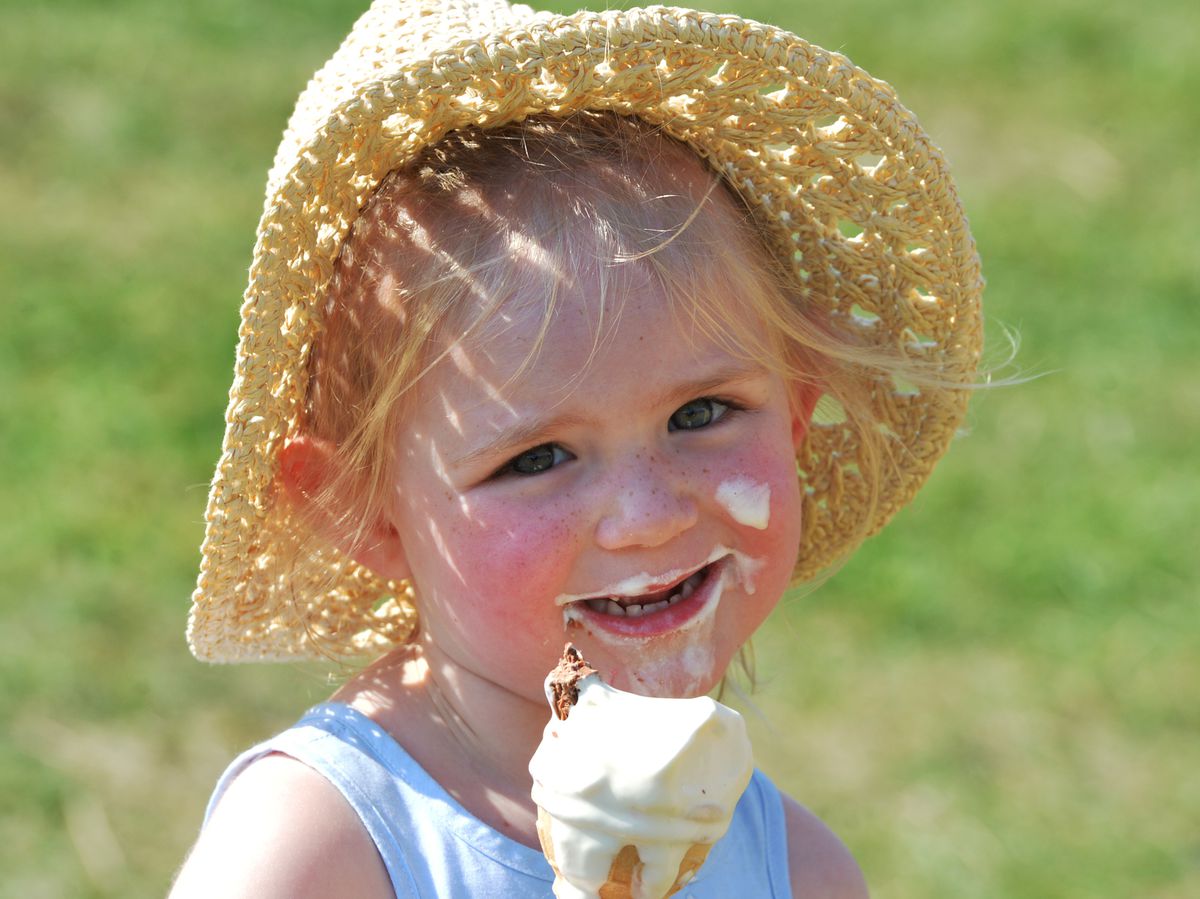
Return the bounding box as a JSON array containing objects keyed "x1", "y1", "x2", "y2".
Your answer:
[
  {"x1": 613, "y1": 672, "x2": 722, "y2": 699},
  {"x1": 585, "y1": 645, "x2": 731, "y2": 699}
]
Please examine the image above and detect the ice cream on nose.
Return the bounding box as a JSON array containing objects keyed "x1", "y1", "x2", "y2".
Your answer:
[{"x1": 529, "y1": 645, "x2": 754, "y2": 898}]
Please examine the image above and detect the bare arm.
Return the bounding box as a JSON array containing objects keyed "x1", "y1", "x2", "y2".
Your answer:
[
  {"x1": 168, "y1": 754, "x2": 393, "y2": 899},
  {"x1": 782, "y1": 792, "x2": 870, "y2": 899}
]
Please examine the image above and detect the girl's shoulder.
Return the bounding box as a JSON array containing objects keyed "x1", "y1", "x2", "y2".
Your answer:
[
  {"x1": 175, "y1": 701, "x2": 556, "y2": 898},
  {"x1": 169, "y1": 752, "x2": 393, "y2": 899},
  {"x1": 780, "y1": 791, "x2": 870, "y2": 899}
]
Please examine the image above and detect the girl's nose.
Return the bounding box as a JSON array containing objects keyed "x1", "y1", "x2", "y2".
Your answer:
[{"x1": 594, "y1": 466, "x2": 699, "y2": 550}]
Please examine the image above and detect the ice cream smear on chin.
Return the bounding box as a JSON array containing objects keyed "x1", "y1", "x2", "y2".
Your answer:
[
  {"x1": 715, "y1": 476, "x2": 771, "y2": 530},
  {"x1": 529, "y1": 645, "x2": 754, "y2": 899}
]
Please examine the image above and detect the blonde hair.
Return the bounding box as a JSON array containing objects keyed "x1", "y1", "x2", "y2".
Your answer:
[{"x1": 297, "y1": 111, "x2": 951, "y2": 605}]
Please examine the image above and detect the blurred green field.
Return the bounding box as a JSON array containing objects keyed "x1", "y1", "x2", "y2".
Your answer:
[{"x1": 1, "y1": 1, "x2": 1196, "y2": 896}]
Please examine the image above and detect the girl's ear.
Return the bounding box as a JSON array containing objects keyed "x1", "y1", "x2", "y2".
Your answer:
[
  {"x1": 790, "y1": 380, "x2": 824, "y2": 450},
  {"x1": 278, "y1": 436, "x2": 412, "y2": 583}
]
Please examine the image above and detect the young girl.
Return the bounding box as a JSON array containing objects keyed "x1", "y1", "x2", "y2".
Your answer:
[{"x1": 171, "y1": 1, "x2": 983, "y2": 896}]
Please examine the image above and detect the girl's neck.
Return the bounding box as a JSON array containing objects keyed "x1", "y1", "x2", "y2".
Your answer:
[{"x1": 333, "y1": 638, "x2": 548, "y2": 849}]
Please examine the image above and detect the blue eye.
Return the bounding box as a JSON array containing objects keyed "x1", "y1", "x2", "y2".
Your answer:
[
  {"x1": 669, "y1": 397, "x2": 729, "y2": 431},
  {"x1": 507, "y1": 443, "x2": 571, "y2": 476}
]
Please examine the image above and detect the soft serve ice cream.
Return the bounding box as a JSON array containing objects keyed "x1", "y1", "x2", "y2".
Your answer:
[{"x1": 529, "y1": 645, "x2": 754, "y2": 898}]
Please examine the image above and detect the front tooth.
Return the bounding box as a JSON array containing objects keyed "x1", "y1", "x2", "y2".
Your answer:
[
  {"x1": 606, "y1": 599, "x2": 626, "y2": 616},
  {"x1": 625, "y1": 603, "x2": 644, "y2": 618},
  {"x1": 644, "y1": 599, "x2": 669, "y2": 614}
]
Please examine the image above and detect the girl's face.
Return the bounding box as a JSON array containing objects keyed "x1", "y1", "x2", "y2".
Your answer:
[{"x1": 381, "y1": 265, "x2": 811, "y2": 702}]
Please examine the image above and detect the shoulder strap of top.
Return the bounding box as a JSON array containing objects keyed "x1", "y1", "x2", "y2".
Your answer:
[{"x1": 742, "y1": 767, "x2": 793, "y2": 896}]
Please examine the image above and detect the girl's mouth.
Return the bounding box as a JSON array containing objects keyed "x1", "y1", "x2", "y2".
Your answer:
[
  {"x1": 580, "y1": 566, "x2": 707, "y2": 618},
  {"x1": 560, "y1": 556, "x2": 730, "y2": 638}
]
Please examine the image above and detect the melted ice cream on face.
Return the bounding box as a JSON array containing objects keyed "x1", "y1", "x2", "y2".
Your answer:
[
  {"x1": 529, "y1": 670, "x2": 753, "y2": 898},
  {"x1": 554, "y1": 545, "x2": 764, "y2": 608},
  {"x1": 714, "y1": 476, "x2": 771, "y2": 530},
  {"x1": 556, "y1": 548, "x2": 766, "y2": 697}
]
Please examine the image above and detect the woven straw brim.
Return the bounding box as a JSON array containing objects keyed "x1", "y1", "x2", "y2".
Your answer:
[{"x1": 189, "y1": 0, "x2": 983, "y2": 663}]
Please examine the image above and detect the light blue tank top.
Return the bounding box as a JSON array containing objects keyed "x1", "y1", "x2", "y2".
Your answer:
[{"x1": 206, "y1": 702, "x2": 792, "y2": 898}]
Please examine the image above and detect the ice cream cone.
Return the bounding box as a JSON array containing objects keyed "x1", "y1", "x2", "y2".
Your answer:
[
  {"x1": 536, "y1": 806, "x2": 564, "y2": 885},
  {"x1": 537, "y1": 806, "x2": 713, "y2": 899},
  {"x1": 596, "y1": 840, "x2": 712, "y2": 898},
  {"x1": 530, "y1": 646, "x2": 751, "y2": 899}
]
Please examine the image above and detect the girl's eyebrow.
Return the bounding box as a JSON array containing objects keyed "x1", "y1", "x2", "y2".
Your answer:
[
  {"x1": 645, "y1": 363, "x2": 769, "y2": 411},
  {"x1": 453, "y1": 413, "x2": 592, "y2": 469},
  {"x1": 452, "y1": 363, "x2": 769, "y2": 469}
]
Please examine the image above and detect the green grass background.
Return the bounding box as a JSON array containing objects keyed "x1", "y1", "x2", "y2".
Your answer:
[{"x1": 2, "y1": 0, "x2": 1196, "y2": 896}]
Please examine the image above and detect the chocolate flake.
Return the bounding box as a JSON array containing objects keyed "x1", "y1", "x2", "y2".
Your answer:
[{"x1": 548, "y1": 644, "x2": 599, "y2": 720}]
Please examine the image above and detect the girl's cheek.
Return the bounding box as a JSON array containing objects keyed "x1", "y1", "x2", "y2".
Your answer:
[
  {"x1": 452, "y1": 493, "x2": 581, "y2": 606},
  {"x1": 711, "y1": 437, "x2": 797, "y2": 513},
  {"x1": 714, "y1": 474, "x2": 773, "y2": 530},
  {"x1": 705, "y1": 436, "x2": 804, "y2": 557}
]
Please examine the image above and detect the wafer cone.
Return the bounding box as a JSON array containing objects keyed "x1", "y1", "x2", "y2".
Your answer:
[{"x1": 536, "y1": 807, "x2": 712, "y2": 898}]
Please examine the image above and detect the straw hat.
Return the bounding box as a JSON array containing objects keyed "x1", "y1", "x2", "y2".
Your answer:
[{"x1": 189, "y1": 0, "x2": 983, "y2": 663}]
